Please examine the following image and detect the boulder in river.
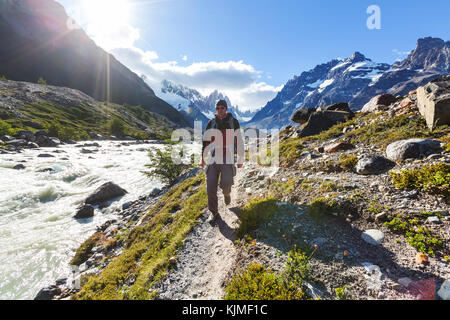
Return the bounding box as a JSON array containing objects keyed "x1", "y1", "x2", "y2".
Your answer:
[
  {"x1": 34, "y1": 285, "x2": 61, "y2": 300},
  {"x1": 74, "y1": 204, "x2": 95, "y2": 219},
  {"x1": 85, "y1": 182, "x2": 128, "y2": 205}
]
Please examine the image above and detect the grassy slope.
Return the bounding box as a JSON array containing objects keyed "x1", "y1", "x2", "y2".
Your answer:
[
  {"x1": 72, "y1": 172, "x2": 207, "y2": 300},
  {"x1": 0, "y1": 80, "x2": 175, "y2": 140}
]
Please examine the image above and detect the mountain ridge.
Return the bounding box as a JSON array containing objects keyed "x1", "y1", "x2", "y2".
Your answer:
[
  {"x1": 0, "y1": 0, "x2": 191, "y2": 128},
  {"x1": 246, "y1": 37, "x2": 450, "y2": 129}
]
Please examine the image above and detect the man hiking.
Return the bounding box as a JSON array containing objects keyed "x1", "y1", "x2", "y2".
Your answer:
[{"x1": 201, "y1": 99, "x2": 245, "y2": 226}]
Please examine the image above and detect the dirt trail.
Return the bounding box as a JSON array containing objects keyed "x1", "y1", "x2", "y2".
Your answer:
[{"x1": 156, "y1": 166, "x2": 246, "y2": 300}]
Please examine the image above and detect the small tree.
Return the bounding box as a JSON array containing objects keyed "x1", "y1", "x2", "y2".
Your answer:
[
  {"x1": 45, "y1": 120, "x2": 61, "y2": 137},
  {"x1": 0, "y1": 75, "x2": 7, "y2": 81},
  {"x1": 0, "y1": 119, "x2": 14, "y2": 135},
  {"x1": 142, "y1": 146, "x2": 193, "y2": 186},
  {"x1": 109, "y1": 118, "x2": 125, "y2": 137},
  {"x1": 37, "y1": 77, "x2": 47, "y2": 85}
]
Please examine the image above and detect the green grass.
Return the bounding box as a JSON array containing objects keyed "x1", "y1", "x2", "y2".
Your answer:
[
  {"x1": 1, "y1": 99, "x2": 173, "y2": 141},
  {"x1": 223, "y1": 247, "x2": 312, "y2": 300},
  {"x1": 273, "y1": 111, "x2": 449, "y2": 168},
  {"x1": 236, "y1": 197, "x2": 279, "y2": 239},
  {"x1": 389, "y1": 163, "x2": 450, "y2": 197},
  {"x1": 71, "y1": 172, "x2": 207, "y2": 300},
  {"x1": 70, "y1": 233, "x2": 102, "y2": 266},
  {"x1": 384, "y1": 214, "x2": 444, "y2": 256}
]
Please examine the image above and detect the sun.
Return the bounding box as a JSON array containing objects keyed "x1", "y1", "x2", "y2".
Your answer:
[{"x1": 82, "y1": 0, "x2": 132, "y2": 28}]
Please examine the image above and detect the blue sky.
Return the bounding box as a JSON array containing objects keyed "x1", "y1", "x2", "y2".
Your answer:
[{"x1": 56, "y1": 0, "x2": 450, "y2": 111}]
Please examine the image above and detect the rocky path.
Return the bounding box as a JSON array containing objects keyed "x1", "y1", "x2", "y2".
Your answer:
[{"x1": 156, "y1": 166, "x2": 246, "y2": 300}]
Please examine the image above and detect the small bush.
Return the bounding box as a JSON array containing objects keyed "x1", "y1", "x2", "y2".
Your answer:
[
  {"x1": 70, "y1": 232, "x2": 102, "y2": 266},
  {"x1": 0, "y1": 75, "x2": 7, "y2": 81},
  {"x1": 0, "y1": 119, "x2": 14, "y2": 136},
  {"x1": 307, "y1": 197, "x2": 340, "y2": 219},
  {"x1": 223, "y1": 264, "x2": 306, "y2": 300},
  {"x1": 236, "y1": 197, "x2": 278, "y2": 238},
  {"x1": 37, "y1": 77, "x2": 47, "y2": 85},
  {"x1": 384, "y1": 215, "x2": 443, "y2": 256},
  {"x1": 109, "y1": 118, "x2": 125, "y2": 137},
  {"x1": 390, "y1": 163, "x2": 450, "y2": 197},
  {"x1": 142, "y1": 146, "x2": 193, "y2": 186}
]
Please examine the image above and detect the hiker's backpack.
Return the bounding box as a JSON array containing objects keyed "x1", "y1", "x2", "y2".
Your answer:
[{"x1": 209, "y1": 114, "x2": 236, "y2": 131}]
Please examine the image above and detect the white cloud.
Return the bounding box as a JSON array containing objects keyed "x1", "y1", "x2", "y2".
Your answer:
[
  {"x1": 66, "y1": 2, "x2": 281, "y2": 111},
  {"x1": 87, "y1": 23, "x2": 140, "y2": 51}
]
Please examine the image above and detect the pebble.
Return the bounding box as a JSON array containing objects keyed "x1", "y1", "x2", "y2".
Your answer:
[
  {"x1": 398, "y1": 277, "x2": 412, "y2": 288},
  {"x1": 426, "y1": 216, "x2": 441, "y2": 224},
  {"x1": 437, "y1": 280, "x2": 450, "y2": 300},
  {"x1": 361, "y1": 229, "x2": 385, "y2": 246}
]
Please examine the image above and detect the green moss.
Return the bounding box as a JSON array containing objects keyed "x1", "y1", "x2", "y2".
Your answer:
[
  {"x1": 384, "y1": 214, "x2": 443, "y2": 256},
  {"x1": 72, "y1": 172, "x2": 208, "y2": 300},
  {"x1": 70, "y1": 232, "x2": 102, "y2": 266},
  {"x1": 307, "y1": 197, "x2": 341, "y2": 219},
  {"x1": 390, "y1": 163, "x2": 450, "y2": 197},
  {"x1": 236, "y1": 197, "x2": 279, "y2": 239},
  {"x1": 223, "y1": 264, "x2": 306, "y2": 300},
  {"x1": 224, "y1": 246, "x2": 316, "y2": 300},
  {"x1": 270, "y1": 178, "x2": 297, "y2": 199}
]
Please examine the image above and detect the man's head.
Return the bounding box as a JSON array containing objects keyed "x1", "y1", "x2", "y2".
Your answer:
[{"x1": 215, "y1": 99, "x2": 228, "y2": 118}]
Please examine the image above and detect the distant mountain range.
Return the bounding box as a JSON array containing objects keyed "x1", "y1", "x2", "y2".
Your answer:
[
  {"x1": 246, "y1": 37, "x2": 450, "y2": 129},
  {"x1": 151, "y1": 79, "x2": 258, "y2": 127},
  {"x1": 0, "y1": 0, "x2": 191, "y2": 128}
]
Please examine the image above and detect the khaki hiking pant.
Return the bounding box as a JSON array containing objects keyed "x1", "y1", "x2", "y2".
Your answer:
[{"x1": 205, "y1": 163, "x2": 235, "y2": 215}]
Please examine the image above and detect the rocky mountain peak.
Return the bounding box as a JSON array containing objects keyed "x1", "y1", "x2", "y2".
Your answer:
[
  {"x1": 393, "y1": 37, "x2": 450, "y2": 72},
  {"x1": 348, "y1": 51, "x2": 368, "y2": 63}
]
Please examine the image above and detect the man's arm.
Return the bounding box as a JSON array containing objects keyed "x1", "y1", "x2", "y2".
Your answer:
[
  {"x1": 234, "y1": 119, "x2": 245, "y2": 167},
  {"x1": 201, "y1": 120, "x2": 212, "y2": 167}
]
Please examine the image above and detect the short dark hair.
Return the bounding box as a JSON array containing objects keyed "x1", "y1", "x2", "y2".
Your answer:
[{"x1": 216, "y1": 99, "x2": 228, "y2": 109}]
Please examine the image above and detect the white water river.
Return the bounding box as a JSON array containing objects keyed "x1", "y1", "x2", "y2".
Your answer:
[{"x1": 0, "y1": 140, "x2": 199, "y2": 300}]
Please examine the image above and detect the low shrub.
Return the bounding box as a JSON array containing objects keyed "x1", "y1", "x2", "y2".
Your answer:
[{"x1": 389, "y1": 163, "x2": 450, "y2": 197}]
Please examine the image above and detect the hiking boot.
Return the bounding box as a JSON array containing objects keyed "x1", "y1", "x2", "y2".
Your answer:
[
  {"x1": 224, "y1": 194, "x2": 231, "y2": 205},
  {"x1": 208, "y1": 213, "x2": 219, "y2": 227}
]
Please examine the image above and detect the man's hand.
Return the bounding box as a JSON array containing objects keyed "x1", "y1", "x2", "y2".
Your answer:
[{"x1": 200, "y1": 159, "x2": 206, "y2": 168}]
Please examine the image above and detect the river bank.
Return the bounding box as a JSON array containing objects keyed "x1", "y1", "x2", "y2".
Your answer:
[{"x1": 0, "y1": 139, "x2": 200, "y2": 299}]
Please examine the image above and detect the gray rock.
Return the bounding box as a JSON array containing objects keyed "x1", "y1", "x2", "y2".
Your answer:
[
  {"x1": 85, "y1": 182, "x2": 128, "y2": 205},
  {"x1": 17, "y1": 130, "x2": 35, "y2": 142},
  {"x1": 7, "y1": 139, "x2": 28, "y2": 147},
  {"x1": 361, "y1": 94, "x2": 397, "y2": 113},
  {"x1": 355, "y1": 154, "x2": 396, "y2": 175},
  {"x1": 416, "y1": 76, "x2": 450, "y2": 130},
  {"x1": 426, "y1": 216, "x2": 441, "y2": 224},
  {"x1": 0, "y1": 135, "x2": 15, "y2": 142},
  {"x1": 37, "y1": 153, "x2": 55, "y2": 158},
  {"x1": 437, "y1": 279, "x2": 450, "y2": 300},
  {"x1": 361, "y1": 229, "x2": 385, "y2": 246},
  {"x1": 385, "y1": 139, "x2": 442, "y2": 161},
  {"x1": 13, "y1": 164, "x2": 25, "y2": 170},
  {"x1": 74, "y1": 204, "x2": 94, "y2": 219},
  {"x1": 122, "y1": 201, "x2": 133, "y2": 210},
  {"x1": 26, "y1": 142, "x2": 39, "y2": 149},
  {"x1": 298, "y1": 110, "x2": 353, "y2": 138},
  {"x1": 36, "y1": 135, "x2": 60, "y2": 147},
  {"x1": 34, "y1": 285, "x2": 61, "y2": 300}
]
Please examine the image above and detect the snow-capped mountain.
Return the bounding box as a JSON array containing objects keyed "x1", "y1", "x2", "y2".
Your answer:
[
  {"x1": 150, "y1": 79, "x2": 258, "y2": 127},
  {"x1": 247, "y1": 37, "x2": 450, "y2": 129}
]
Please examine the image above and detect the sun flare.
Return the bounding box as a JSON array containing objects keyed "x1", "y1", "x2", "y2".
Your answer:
[{"x1": 82, "y1": 0, "x2": 132, "y2": 27}]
